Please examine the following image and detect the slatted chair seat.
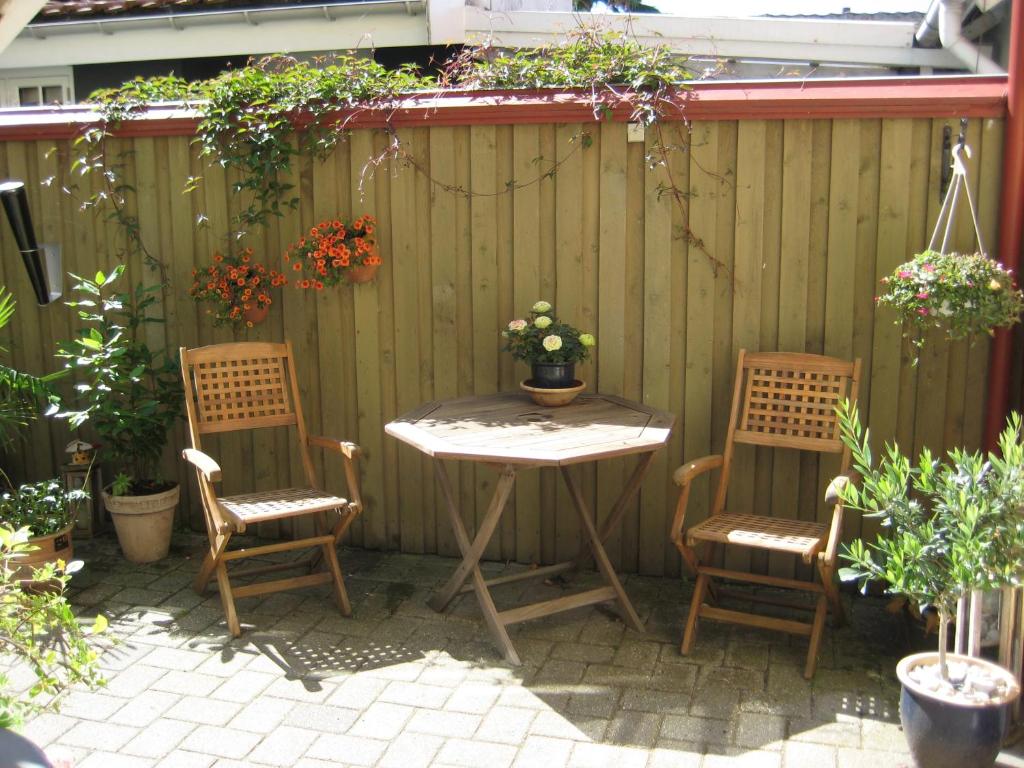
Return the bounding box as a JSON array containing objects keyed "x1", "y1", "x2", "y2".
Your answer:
[
  {"x1": 217, "y1": 488, "x2": 350, "y2": 526},
  {"x1": 669, "y1": 350, "x2": 861, "y2": 679},
  {"x1": 181, "y1": 341, "x2": 363, "y2": 638},
  {"x1": 686, "y1": 513, "x2": 828, "y2": 562}
]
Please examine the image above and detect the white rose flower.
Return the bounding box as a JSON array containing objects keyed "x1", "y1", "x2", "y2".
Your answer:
[
  {"x1": 507, "y1": 319, "x2": 528, "y2": 332},
  {"x1": 532, "y1": 300, "x2": 552, "y2": 313},
  {"x1": 542, "y1": 335, "x2": 563, "y2": 352},
  {"x1": 534, "y1": 316, "x2": 552, "y2": 329}
]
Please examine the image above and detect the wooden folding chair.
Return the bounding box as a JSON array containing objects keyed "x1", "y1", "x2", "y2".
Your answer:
[
  {"x1": 669, "y1": 350, "x2": 860, "y2": 678},
  {"x1": 180, "y1": 341, "x2": 363, "y2": 637}
]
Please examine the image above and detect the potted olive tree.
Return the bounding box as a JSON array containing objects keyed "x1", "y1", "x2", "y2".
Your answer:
[
  {"x1": 0, "y1": 479, "x2": 88, "y2": 579},
  {"x1": 833, "y1": 400, "x2": 1024, "y2": 768},
  {"x1": 57, "y1": 266, "x2": 182, "y2": 563}
]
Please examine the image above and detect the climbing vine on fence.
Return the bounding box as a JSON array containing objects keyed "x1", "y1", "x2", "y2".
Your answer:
[{"x1": 68, "y1": 29, "x2": 729, "y2": 277}]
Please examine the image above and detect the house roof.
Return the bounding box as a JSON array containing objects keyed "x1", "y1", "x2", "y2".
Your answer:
[{"x1": 36, "y1": 0, "x2": 363, "y2": 22}]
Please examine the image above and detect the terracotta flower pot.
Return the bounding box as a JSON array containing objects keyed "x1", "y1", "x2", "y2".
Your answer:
[
  {"x1": 345, "y1": 262, "x2": 379, "y2": 285},
  {"x1": 13, "y1": 523, "x2": 74, "y2": 582},
  {"x1": 243, "y1": 303, "x2": 269, "y2": 325},
  {"x1": 103, "y1": 484, "x2": 179, "y2": 564}
]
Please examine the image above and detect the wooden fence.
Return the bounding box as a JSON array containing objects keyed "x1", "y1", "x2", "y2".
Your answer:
[{"x1": 0, "y1": 81, "x2": 1008, "y2": 578}]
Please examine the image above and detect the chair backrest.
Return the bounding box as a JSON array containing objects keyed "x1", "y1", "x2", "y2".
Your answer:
[
  {"x1": 180, "y1": 341, "x2": 315, "y2": 484},
  {"x1": 713, "y1": 350, "x2": 860, "y2": 514}
]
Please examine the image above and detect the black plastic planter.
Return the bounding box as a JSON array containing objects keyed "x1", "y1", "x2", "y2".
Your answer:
[
  {"x1": 897, "y1": 653, "x2": 1020, "y2": 768},
  {"x1": 530, "y1": 362, "x2": 575, "y2": 389}
]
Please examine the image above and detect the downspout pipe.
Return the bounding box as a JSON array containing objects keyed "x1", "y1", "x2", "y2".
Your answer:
[
  {"x1": 915, "y1": 0, "x2": 1003, "y2": 74},
  {"x1": 984, "y1": 0, "x2": 1023, "y2": 450}
]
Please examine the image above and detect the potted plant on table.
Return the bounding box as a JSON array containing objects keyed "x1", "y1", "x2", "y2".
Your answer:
[
  {"x1": 285, "y1": 215, "x2": 382, "y2": 288},
  {"x1": 57, "y1": 266, "x2": 183, "y2": 564},
  {"x1": 504, "y1": 301, "x2": 595, "y2": 406},
  {"x1": 0, "y1": 479, "x2": 87, "y2": 580},
  {"x1": 190, "y1": 247, "x2": 287, "y2": 328},
  {"x1": 832, "y1": 400, "x2": 1024, "y2": 768}
]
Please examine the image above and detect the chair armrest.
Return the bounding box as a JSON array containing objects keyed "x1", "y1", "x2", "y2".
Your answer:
[
  {"x1": 672, "y1": 454, "x2": 724, "y2": 487},
  {"x1": 308, "y1": 435, "x2": 361, "y2": 459},
  {"x1": 822, "y1": 473, "x2": 859, "y2": 564},
  {"x1": 824, "y1": 473, "x2": 857, "y2": 506},
  {"x1": 182, "y1": 448, "x2": 222, "y2": 483}
]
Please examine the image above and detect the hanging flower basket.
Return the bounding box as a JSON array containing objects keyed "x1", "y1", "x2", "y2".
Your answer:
[
  {"x1": 285, "y1": 216, "x2": 383, "y2": 290},
  {"x1": 190, "y1": 248, "x2": 286, "y2": 328}
]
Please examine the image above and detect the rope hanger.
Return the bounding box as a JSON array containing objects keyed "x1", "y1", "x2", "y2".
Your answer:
[{"x1": 928, "y1": 118, "x2": 985, "y2": 257}]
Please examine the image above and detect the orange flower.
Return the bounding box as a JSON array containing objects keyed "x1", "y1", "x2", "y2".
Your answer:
[
  {"x1": 310, "y1": 227, "x2": 319, "y2": 236},
  {"x1": 332, "y1": 220, "x2": 341, "y2": 229},
  {"x1": 293, "y1": 262, "x2": 302, "y2": 271},
  {"x1": 315, "y1": 281, "x2": 324, "y2": 290},
  {"x1": 214, "y1": 252, "x2": 223, "y2": 262},
  {"x1": 236, "y1": 278, "x2": 245, "y2": 286}
]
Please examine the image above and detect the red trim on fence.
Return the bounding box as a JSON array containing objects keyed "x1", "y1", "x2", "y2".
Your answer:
[{"x1": 0, "y1": 75, "x2": 1007, "y2": 141}]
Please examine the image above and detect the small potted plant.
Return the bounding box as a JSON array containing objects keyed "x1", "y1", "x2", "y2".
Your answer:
[
  {"x1": 190, "y1": 247, "x2": 286, "y2": 327},
  {"x1": 833, "y1": 400, "x2": 1024, "y2": 768},
  {"x1": 0, "y1": 479, "x2": 88, "y2": 580},
  {"x1": 57, "y1": 266, "x2": 183, "y2": 564},
  {"x1": 285, "y1": 215, "x2": 382, "y2": 288},
  {"x1": 504, "y1": 301, "x2": 595, "y2": 405},
  {"x1": 877, "y1": 250, "x2": 1024, "y2": 354}
]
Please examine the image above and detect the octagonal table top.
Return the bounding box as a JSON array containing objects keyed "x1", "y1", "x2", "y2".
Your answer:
[{"x1": 385, "y1": 392, "x2": 675, "y2": 466}]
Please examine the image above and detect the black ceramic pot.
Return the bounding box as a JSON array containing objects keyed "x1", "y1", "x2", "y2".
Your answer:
[
  {"x1": 897, "y1": 653, "x2": 1020, "y2": 768},
  {"x1": 531, "y1": 362, "x2": 575, "y2": 389}
]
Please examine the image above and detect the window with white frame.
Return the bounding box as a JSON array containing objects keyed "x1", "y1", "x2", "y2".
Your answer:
[{"x1": 0, "y1": 69, "x2": 74, "y2": 108}]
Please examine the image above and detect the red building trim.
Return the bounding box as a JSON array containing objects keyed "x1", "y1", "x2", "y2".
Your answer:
[{"x1": 0, "y1": 76, "x2": 1008, "y2": 141}]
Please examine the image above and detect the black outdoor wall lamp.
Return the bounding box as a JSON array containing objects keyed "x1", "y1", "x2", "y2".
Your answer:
[{"x1": 0, "y1": 180, "x2": 61, "y2": 306}]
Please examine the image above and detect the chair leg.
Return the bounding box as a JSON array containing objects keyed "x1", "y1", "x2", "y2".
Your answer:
[
  {"x1": 804, "y1": 594, "x2": 828, "y2": 679},
  {"x1": 819, "y1": 560, "x2": 846, "y2": 628},
  {"x1": 194, "y1": 552, "x2": 217, "y2": 595},
  {"x1": 322, "y1": 542, "x2": 352, "y2": 617},
  {"x1": 682, "y1": 572, "x2": 710, "y2": 655},
  {"x1": 215, "y1": 562, "x2": 241, "y2": 638}
]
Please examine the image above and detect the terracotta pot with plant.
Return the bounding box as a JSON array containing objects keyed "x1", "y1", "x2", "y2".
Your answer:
[
  {"x1": 57, "y1": 266, "x2": 183, "y2": 564},
  {"x1": 285, "y1": 215, "x2": 382, "y2": 289},
  {"x1": 503, "y1": 301, "x2": 595, "y2": 406},
  {"x1": 189, "y1": 247, "x2": 287, "y2": 329},
  {"x1": 832, "y1": 400, "x2": 1024, "y2": 768},
  {"x1": 0, "y1": 479, "x2": 87, "y2": 580}
]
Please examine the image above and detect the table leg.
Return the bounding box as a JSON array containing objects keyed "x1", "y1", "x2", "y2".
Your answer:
[
  {"x1": 574, "y1": 451, "x2": 657, "y2": 570},
  {"x1": 560, "y1": 465, "x2": 645, "y2": 633},
  {"x1": 429, "y1": 461, "x2": 522, "y2": 665}
]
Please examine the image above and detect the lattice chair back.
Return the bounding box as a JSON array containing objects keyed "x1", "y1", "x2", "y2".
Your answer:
[{"x1": 731, "y1": 352, "x2": 860, "y2": 455}]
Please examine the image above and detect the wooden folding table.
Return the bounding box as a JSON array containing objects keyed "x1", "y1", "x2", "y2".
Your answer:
[{"x1": 385, "y1": 392, "x2": 674, "y2": 665}]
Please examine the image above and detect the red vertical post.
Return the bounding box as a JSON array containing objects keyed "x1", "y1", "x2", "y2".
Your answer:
[{"x1": 984, "y1": 1, "x2": 1024, "y2": 450}]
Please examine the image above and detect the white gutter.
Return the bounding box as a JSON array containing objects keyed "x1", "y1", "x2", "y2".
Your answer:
[
  {"x1": 465, "y1": 9, "x2": 966, "y2": 69},
  {"x1": 0, "y1": 1, "x2": 427, "y2": 68},
  {"x1": 915, "y1": 0, "x2": 1002, "y2": 73}
]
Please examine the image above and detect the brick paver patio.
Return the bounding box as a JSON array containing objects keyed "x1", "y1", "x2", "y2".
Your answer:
[{"x1": 14, "y1": 533, "x2": 1024, "y2": 767}]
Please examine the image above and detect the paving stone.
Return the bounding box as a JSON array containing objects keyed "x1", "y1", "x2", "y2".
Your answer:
[
  {"x1": 179, "y1": 725, "x2": 262, "y2": 759},
  {"x1": 612, "y1": 641, "x2": 661, "y2": 671},
  {"x1": 378, "y1": 732, "x2": 446, "y2": 768},
  {"x1": 120, "y1": 719, "x2": 195, "y2": 758},
  {"x1": 782, "y1": 741, "x2": 837, "y2": 768},
  {"x1": 512, "y1": 735, "x2": 575, "y2": 768},
  {"x1": 725, "y1": 641, "x2": 771, "y2": 671},
  {"x1": 246, "y1": 724, "x2": 318, "y2": 766},
  {"x1": 702, "y1": 747, "x2": 783, "y2": 768},
  {"x1": 76, "y1": 752, "x2": 155, "y2": 768},
  {"x1": 568, "y1": 686, "x2": 621, "y2": 718},
  {"x1": 443, "y1": 681, "x2": 502, "y2": 713},
  {"x1": 568, "y1": 741, "x2": 649, "y2": 768},
  {"x1": 648, "y1": 742, "x2": 704, "y2": 768},
  {"x1": 606, "y1": 711, "x2": 662, "y2": 748},
  {"x1": 530, "y1": 711, "x2": 609, "y2": 742},
  {"x1": 835, "y1": 747, "x2": 914, "y2": 768},
  {"x1": 475, "y1": 705, "x2": 537, "y2": 744},
  {"x1": 534, "y1": 659, "x2": 587, "y2": 685},
  {"x1": 660, "y1": 714, "x2": 733, "y2": 746},
  {"x1": 103, "y1": 665, "x2": 168, "y2": 697},
  {"x1": 378, "y1": 680, "x2": 452, "y2": 709},
  {"x1": 19, "y1": 713, "x2": 76, "y2": 748},
  {"x1": 326, "y1": 675, "x2": 389, "y2": 709},
  {"x1": 164, "y1": 696, "x2": 241, "y2": 726},
  {"x1": 109, "y1": 691, "x2": 182, "y2": 727},
  {"x1": 436, "y1": 737, "x2": 517, "y2": 768},
  {"x1": 151, "y1": 670, "x2": 221, "y2": 697},
  {"x1": 348, "y1": 701, "x2": 414, "y2": 739},
  {"x1": 305, "y1": 733, "x2": 389, "y2": 766},
  {"x1": 209, "y1": 670, "x2": 276, "y2": 703},
  {"x1": 581, "y1": 663, "x2": 653, "y2": 688},
  {"x1": 621, "y1": 687, "x2": 690, "y2": 715},
  {"x1": 228, "y1": 697, "x2": 296, "y2": 733},
  {"x1": 648, "y1": 662, "x2": 699, "y2": 692},
  {"x1": 734, "y1": 711, "x2": 787, "y2": 750},
  {"x1": 140, "y1": 647, "x2": 210, "y2": 671},
  {"x1": 552, "y1": 641, "x2": 616, "y2": 665},
  {"x1": 58, "y1": 721, "x2": 138, "y2": 751},
  {"x1": 58, "y1": 690, "x2": 128, "y2": 721},
  {"x1": 788, "y1": 718, "x2": 862, "y2": 747},
  {"x1": 261, "y1": 676, "x2": 337, "y2": 704},
  {"x1": 281, "y1": 701, "x2": 361, "y2": 733},
  {"x1": 408, "y1": 708, "x2": 483, "y2": 737},
  {"x1": 153, "y1": 752, "x2": 216, "y2": 768}
]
